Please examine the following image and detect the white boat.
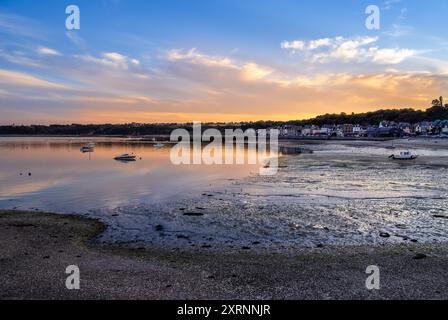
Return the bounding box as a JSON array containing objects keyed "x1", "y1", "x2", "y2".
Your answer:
[
  {"x1": 114, "y1": 153, "x2": 137, "y2": 161},
  {"x1": 153, "y1": 143, "x2": 165, "y2": 148},
  {"x1": 389, "y1": 151, "x2": 418, "y2": 160}
]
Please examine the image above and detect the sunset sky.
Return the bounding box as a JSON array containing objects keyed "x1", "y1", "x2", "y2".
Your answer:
[{"x1": 1, "y1": 0, "x2": 448, "y2": 124}]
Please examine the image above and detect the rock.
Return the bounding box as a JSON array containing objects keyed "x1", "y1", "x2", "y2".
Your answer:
[
  {"x1": 413, "y1": 253, "x2": 427, "y2": 260},
  {"x1": 411, "y1": 239, "x2": 418, "y2": 243},
  {"x1": 183, "y1": 212, "x2": 204, "y2": 216},
  {"x1": 380, "y1": 232, "x2": 390, "y2": 238}
]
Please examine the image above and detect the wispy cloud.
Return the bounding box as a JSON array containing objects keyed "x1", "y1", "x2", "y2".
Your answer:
[
  {"x1": 0, "y1": 50, "x2": 41, "y2": 67},
  {"x1": 384, "y1": 24, "x2": 414, "y2": 37},
  {"x1": 76, "y1": 52, "x2": 140, "y2": 70},
  {"x1": 65, "y1": 31, "x2": 86, "y2": 47},
  {"x1": 281, "y1": 36, "x2": 417, "y2": 65},
  {"x1": 0, "y1": 69, "x2": 66, "y2": 89},
  {"x1": 0, "y1": 12, "x2": 43, "y2": 39},
  {"x1": 382, "y1": 0, "x2": 402, "y2": 10},
  {"x1": 37, "y1": 47, "x2": 62, "y2": 56},
  {"x1": 167, "y1": 48, "x2": 236, "y2": 68}
]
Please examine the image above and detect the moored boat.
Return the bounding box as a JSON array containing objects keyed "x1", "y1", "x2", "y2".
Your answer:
[
  {"x1": 153, "y1": 143, "x2": 165, "y2": 148},
  {"x1": 389, "y1": 151, "x2": 418, "y2": 160},
  {"x1": 114, "y1": 153, "x2": 137, "y2": 161},
  {"x1": 80, "y1": 143, "x2": 95, "y2": 153}
]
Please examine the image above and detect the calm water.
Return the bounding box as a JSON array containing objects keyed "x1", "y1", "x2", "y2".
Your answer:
[
  {"x1": 0, "y1": 137, "x2": 260, "y2": 212},
  {"x1": 1, "y1": 137, "x2": 447, "y2": 248}
]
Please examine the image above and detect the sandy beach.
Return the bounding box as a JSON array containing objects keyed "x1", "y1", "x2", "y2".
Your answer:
[{"x1": 1, "y1": 210, "x2": 447, "y2": 300}]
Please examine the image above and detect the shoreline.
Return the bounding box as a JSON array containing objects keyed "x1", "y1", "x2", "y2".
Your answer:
[
  {"x1": 1, "y1": 134, "x2": 447, "y2": 140},
  {"x1": 1, "y1": 210, "x2": 448, "y2": 300}
]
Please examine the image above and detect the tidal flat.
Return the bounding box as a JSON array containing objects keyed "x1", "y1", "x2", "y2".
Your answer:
[{"x1": 1, "y1": 210, "x2": 448, "y2": 300}]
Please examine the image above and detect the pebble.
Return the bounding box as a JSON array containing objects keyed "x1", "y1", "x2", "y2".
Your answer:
[{"x1": 413, "y1": 253, "x2": 427, "y2": 260}]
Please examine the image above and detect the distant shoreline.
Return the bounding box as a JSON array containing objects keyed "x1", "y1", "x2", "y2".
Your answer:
[{"x1": 1, "y1": 134, "x2": 447, "y2": 142}]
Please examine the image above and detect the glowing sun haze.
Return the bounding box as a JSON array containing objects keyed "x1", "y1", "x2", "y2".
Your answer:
[{"x1": 0, "y1": 0, "x2": 447, "y2": 124}]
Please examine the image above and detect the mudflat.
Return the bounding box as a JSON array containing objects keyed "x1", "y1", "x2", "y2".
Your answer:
[{"x1": 1, "y1": 210, "x2": 447, "y2": 300}]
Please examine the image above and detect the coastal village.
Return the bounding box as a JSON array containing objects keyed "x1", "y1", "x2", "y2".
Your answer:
[{"x1": 272, "y1": 119, "x2": 448, "y2": 139}]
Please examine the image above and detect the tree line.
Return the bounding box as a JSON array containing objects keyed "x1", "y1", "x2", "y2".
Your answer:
[{"x1": 1, "y1": 99, "x2": 447, "y2": 135}]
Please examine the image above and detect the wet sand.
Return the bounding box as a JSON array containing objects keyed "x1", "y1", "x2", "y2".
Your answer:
[{"x1": 1, "y1": 210, "x2": 447, "y2": 300}]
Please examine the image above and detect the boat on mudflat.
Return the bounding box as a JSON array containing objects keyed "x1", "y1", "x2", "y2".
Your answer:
[{"x1": 389, "y1": 151, "x2": 418, "y2": 160}]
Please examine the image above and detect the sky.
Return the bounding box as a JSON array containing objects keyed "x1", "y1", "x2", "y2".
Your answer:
[{"x1": 0, "y1": 0, "x2": 447, "y2": 124}]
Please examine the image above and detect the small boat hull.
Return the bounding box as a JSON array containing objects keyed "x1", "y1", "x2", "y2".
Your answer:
[
  {"x1": 114, "y1": 157, "x2": 136, "y2": 161},
  {"x1": 114, "y1": 154, "x2": 137, "y2": 161},
  {"x1": 114, "y1": 158, "x2": 136, "y2": 163},
  {"x1": 389, "y1": 155, "x2": 418, "y2": 160},
  {"x1": 80, "y1": 147, "x2": 94, "y2": 153},
  {"x1": 389, "y1": 150, "x2": 418, "y2": 160}
]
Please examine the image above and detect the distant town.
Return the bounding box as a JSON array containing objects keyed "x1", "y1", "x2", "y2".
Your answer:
[
  {"x1": 273, "y1": 119, "x2": 448, "y2": 139},
  {"x1": 1, "y1": 97, "x2": 448, "y2": 139}
]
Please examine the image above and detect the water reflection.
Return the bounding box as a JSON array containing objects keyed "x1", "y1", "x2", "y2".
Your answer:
[{"x1": 0, "y1": 137, "x2": 261, "y2": 212}]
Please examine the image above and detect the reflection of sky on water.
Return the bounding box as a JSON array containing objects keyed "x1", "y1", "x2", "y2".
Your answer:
[{"x1": 0, "y1": 137, "x2": 260, "y2": 212}]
